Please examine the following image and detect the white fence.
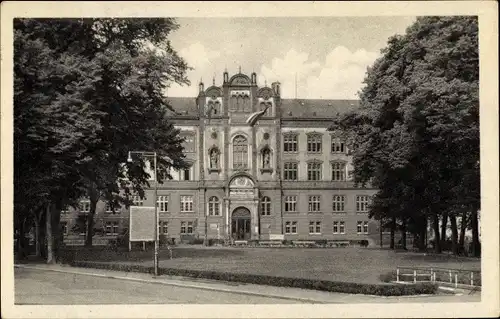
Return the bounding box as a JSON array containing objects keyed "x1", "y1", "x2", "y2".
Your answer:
[{"x1": 396, "y1": 266, "x2": 481, "y2": 289}]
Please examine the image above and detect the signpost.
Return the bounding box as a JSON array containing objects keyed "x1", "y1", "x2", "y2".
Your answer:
[{"x1": 129, "y1": 206, "x2": 155, "y2": 251}]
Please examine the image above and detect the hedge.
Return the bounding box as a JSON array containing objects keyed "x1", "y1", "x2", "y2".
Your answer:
[{"x1": 70, "y1": 261, "x2": 438, "y2": 296}]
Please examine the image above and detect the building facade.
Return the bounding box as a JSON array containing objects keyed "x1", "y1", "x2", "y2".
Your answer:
[{"x1": 61, "y1": 71, "x2": 379, "y2": 245}]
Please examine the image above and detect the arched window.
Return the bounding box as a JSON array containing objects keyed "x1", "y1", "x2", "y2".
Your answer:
[
  {"x1": 233, "y1": 135, "x2": 248, "y2": 169},
  {"x1": 208, "y1": 196, "x2": 220, "y2": 216},
  {"x1": 261, "y1": 196, "x2": 271, "y2": 216}
]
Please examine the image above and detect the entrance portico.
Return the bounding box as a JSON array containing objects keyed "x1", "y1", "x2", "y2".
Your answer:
[{"x1": 225, "y1": 175, "x2": 259, "y2": 240}]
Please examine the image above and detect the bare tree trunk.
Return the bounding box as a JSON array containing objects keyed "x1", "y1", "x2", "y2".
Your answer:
[
  {"x1": 450, "y1": 214, "x2": 458, "y2": 255},
  {"x1": 459, "y1": 210, "x2": 468, "y2": 255},
  {"x1": 401, "y1": 218, "x2": 407, "y2": 250},
  {"x1": 432, "y1": 213, "x2": 442, "y2": 253},
  {"x1": 34, "y1": 215, "x2": 41, "y2": 257},
  {"x1": 46, "y1": 203, "x2": 55, "y2": 264},
  {"x1": 418, "y1": 216, "x2": 427, "y2": 252},
  {"x1": 440, "y1": 211, "x2": 448, "y2": 250},
  {"x1": 390, "y1": 216, "x2": 396, "y2": 249},
  {"x1": 471, "y1": 209, "x2": 480, "y2": 257},
  {"x1": 85, "y1": 198, "x2": 97, "y2": 247}
]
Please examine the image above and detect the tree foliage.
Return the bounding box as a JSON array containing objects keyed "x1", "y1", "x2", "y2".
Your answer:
[
  {"x1": 331, "y1": 16, "x2": 479, "y2": 255},
  {"x1": 14, "y1": 18, "x2": 190, "y2": 258}
]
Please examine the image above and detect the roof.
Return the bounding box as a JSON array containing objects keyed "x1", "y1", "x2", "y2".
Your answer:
[
  {"x1": 165, "y1": 97, "x2": 360, "y2": 118},
  {"x1": 280, "y1": 99, "x2": 359, "y2": 119},
  {"x1": 165, "y1": 97, "x2": 199, "y2": 116}
]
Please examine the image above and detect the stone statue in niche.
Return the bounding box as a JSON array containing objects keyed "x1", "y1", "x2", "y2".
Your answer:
[
  {"x1": 210, "y1": 149, "x2": 219, "y2": 169},
  {"x1": 262, "y1": 149, "x2": 271, "y2": 168}
]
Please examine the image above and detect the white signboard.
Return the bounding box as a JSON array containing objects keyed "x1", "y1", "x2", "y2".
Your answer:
[
  {"x1": 129, "y1": 206, "x2": 155, "y2": 242},
  {"x1": 209, "y1": 223, "x2": 218, "y2": 230},
  {"x1": 269, "y1": 234, "x2": 285, "y2": 241}
]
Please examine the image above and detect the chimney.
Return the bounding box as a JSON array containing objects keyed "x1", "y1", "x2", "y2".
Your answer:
[{"x1": 271, "y1": 82, "x2": 281, "y2": 96}]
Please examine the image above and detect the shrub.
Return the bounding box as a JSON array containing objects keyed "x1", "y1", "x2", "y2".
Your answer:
[
  {"x1": 282, "y1": 240, "x2": 293, "y2": 246},
  {"x1": 71, "y1": 261, "x2": 438, "y2": 296},
  {"x1": 379, "y1": 271, "x2": 396, "y2": 283},
  {"x1": 208, "y1": 239, "x2": 224, "y2": 246},
  {"x1": 359, "y1": 240, "x2": 369, "y2": 247},
  {"x1": 315, "y1": 240, "x2": 327, "y2": 247},
  {"x1": 191, "y1": 238, "x2": 204, "y2": 245}
]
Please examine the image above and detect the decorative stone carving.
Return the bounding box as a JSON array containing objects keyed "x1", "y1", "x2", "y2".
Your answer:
[{"x1": 262, "y1": 149, "x2": 271, "y2": 168}]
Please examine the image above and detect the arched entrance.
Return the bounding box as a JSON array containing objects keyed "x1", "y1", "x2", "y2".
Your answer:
[{"x1": 231, "y1": 207, "x2": 251, "y2": 240}]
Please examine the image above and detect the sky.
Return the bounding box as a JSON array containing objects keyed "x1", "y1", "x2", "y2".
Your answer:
[{"x1": 166, "y1": 17, "x2": 416, "y2": 100}]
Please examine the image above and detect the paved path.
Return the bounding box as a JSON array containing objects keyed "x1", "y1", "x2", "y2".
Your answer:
[
  {"x1": 14, "y1": 267, "x2": 301, "y2": 304},
  {"x1": 14, "y1": 264, "x2": 481, "y2": 304}
]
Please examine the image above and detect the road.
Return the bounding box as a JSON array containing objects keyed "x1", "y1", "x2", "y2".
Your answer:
[{"x1": 14, "y1": 267, "x2": 302, "y2": 304}]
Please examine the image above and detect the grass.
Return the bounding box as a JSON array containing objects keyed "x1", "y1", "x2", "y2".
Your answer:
[
  {"x1": 60, "y1": 246, "x2": 480, "y2": 285},
  {"x1": 71, "y1": 260, "x2": 439, "y2": 296}
]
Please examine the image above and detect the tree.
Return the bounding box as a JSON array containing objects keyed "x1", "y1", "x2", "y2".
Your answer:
[
  {"x1": 331, "y1": 17, "x2": 479, "y2": 255},
  {"x1": 14, "y1": 18, "x2": 190, "y2": 260}
]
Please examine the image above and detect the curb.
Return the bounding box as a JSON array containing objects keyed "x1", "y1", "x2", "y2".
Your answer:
[{"x1": 14, "y1": 264, "x2": 329, "y2": 304}]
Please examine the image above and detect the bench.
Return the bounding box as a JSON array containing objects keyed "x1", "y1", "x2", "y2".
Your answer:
[
  {"x1": 234, "y1": 240, "x2": 248, "y2": 246},
  {"x1": 258, "y1": 240, "x2": 283, "y2": 247}
]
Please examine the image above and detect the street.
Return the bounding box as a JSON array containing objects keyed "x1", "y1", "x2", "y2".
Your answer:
[{"x1": 14, "y1": 267, "x2": 301, "y2": 304}]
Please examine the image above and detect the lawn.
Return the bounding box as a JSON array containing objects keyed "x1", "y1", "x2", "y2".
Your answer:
[{"x1": 62, "y1": 246, "x2": 481, "y2": 284}]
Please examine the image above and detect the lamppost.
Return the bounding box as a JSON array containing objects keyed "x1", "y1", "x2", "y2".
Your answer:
[{"x1": 127, "y1": 151, "x2": 159, "y2": 276}]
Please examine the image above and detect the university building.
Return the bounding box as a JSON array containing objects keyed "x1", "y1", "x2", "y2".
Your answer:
[{"x1": 61, "y1": 70, "x2": 379, "y2": 245}]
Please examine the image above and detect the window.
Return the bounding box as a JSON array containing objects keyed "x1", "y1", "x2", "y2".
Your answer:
[
  {"x1": 61, "y1": 206, "x2": 69, "y2": 214},
  {"x1": 356, "y1": 195, "x2": 370, "y2": 213},
  {"x1": 283, "y1": 134, "x2": 298, "y2": 153},
  {"x1": 233, "y1": 135, "x2": 248, "y2": 169},
  {"x1": 332, "y1": 195, "x2": 346, "y2": 213},
  {"x1": 180, "y1": 196, "x2": 194, "y2": 212},
  {"x1": 105, "y1": 222, "x2": 119, "y2": 235},
  {"x1": 339, "y1": 221, "x2": 345, "y2": 234},
  {"x1": 333, "y1": 221, "x2": 339, "y2": 234},
  {"x1": 285, "y1": 221, "x2": 298, "y2": 234},
  {"x1": 79, "y1": 200, "x2": 90, "y2": 213},
  {"x1": 307, "y1": 134, "x2": 322, "y2": 153},
  {"x1": 105, "y1": 203, "x2": 116, "y2": 214},
  {"x1": 308, "y1": 195, "x2": 321, "y2": 213},
  {"x1": 331, "y1": 162, "x2": 346, "y2": 181},
  {"x1": 363, "y1": 221, "x2": 369, "y2": 234},
  {"x1": 180, "y1": 221, "x2": 194, "y2": 234},
  {"x1": 181, "y1": 133, "x2": 195, "y2": 153},
  {"x1": 157, "y1": 195, "x2": 169, "y2": 213},
  {"x1": 307, "y1": 162, "x2": 322, "y2": 181},
  {"x1": 179, "y1": 167, "x2": 192, "y2": 181},
  {"x1": 284, "y1": 196, "x2": 297, "y2": 212},
  {"x1": 309, "y1": 221, "x2": 321, "y2": 234},
  {"x1": 283, "y1": 162, "x2": 298, "y2": 181},
  {"x1": 60, "y1": 222, "x2": 68, "y2": 235},
  {"x1": 208, "y1": 196, "x2": 220, "y2": 216},
  {"x1": 132, "y1": 195, "x2": 144, "y2": 206},
  {"x1": 357, "y1": 221, "x2": 363, "y2": 234},
  {"x1": 261, "y1": 196, "x2": 271, "y2": 216},
  {"x1": 331, "y1": 138, "x2": 346, "y2": 153},
  {"x1": 159, "y1": 221, "x2": 169, "y2": 235}
]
